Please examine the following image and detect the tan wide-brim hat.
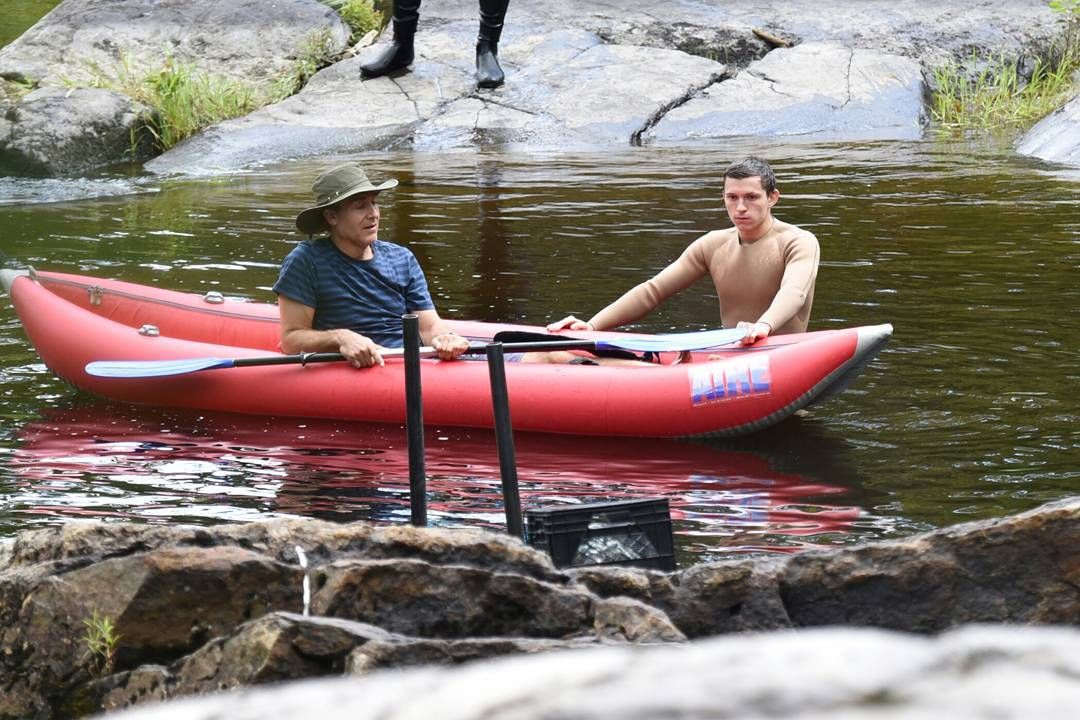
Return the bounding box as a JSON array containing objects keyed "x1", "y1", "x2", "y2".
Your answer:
[{"x1": 295, "y1": 163, "x2": 398, "y2": 235}]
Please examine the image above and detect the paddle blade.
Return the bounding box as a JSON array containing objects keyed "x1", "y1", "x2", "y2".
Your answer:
[
  {"x1": 86, "y1": 357, "x2": 236, "y2": 378},
  {"x1": 598, "y1": 327, "x2": 746, "y2": 353}
]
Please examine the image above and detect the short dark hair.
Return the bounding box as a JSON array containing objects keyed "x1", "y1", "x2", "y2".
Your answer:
[{"x1": 724, "y1": 157, "x2": 777, "y2": 195}]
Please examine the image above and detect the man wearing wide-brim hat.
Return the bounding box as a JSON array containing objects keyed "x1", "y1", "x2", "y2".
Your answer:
[{"x1": 273, "y1": 162, "x2": 471, "y2": 368}]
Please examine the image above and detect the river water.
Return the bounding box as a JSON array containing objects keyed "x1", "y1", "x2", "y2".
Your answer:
[
  {"x1": 1, "y1": 140, "x2": 1077, "y2": 566},
  {"x1": 1, "y1": 6, "x2": 1077, "y2": 566}
]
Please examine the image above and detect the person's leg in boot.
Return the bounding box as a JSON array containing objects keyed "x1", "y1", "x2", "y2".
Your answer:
[
  {"x1": 476, "y1": 0, "x2": 510, "y2": 88},
  {"x1": 361, "y1": 1, "x2": 421, "y2": 78}
]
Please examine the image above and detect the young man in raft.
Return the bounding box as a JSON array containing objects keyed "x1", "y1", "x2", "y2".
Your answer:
[
  {"x1": 274, "y1": 162, "x2": 475, "y2": 368},
  {"x1": 548, "y1": 156, "x2": 820, "y2": 347}
]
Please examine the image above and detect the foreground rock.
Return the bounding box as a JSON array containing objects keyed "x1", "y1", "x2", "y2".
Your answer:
[
  {"x1": 100, "y1": 625, "x2": 1080, "y2": 720},
  {"x1": 0, "y1": 497, "x2": 1076, "y2": 718},
  {"x1": 1, "y1": 0, "x2": 1075, "y2": 175},
  {"x1": 0, "y1": 0, "x2": 349, "y2": 175}
]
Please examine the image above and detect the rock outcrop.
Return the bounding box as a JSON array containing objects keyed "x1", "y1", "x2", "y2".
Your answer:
[
  {"x1": 0, "y1": 86, "x2": 154, "y2": 175},
  {"x1": 1017, "y1": 90, "x2": 1080, "y2": 167},
  {"x1": 0, "y1": 497, "x2": 1076, "y2": 719},
  {"x1": 0, "y1": 0, "x2": 350, "y2": 176},
  {"x1": 1, "y1": 0, "x2": 1076, "y2": 175}
]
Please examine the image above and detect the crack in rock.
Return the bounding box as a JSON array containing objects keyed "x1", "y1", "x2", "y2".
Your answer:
[{"x1": 630, "y1": 70, "x2": 727, "y2": 146}]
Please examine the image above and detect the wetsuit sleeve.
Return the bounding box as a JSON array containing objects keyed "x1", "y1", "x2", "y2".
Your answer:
[
  {"x1": 758, "y1": 231, "x2": 820, "y2": 331},
  {"x1": 589, "y1": 236, "x2": 711, "y2": 330}
]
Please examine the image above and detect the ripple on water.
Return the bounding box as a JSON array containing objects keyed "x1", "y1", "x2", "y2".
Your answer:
[{"x1": 0, "y1": 176, "x2": 155, "y2": 206}]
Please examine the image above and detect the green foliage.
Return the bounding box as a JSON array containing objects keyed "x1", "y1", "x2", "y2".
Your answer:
[
  {"x1": 1049, "y1": 0, "x2": 1080, "y2": 20},
  {"x1": 82, "y1": 611, "x2": 120, "y2": 676},
  {"x1": 930, "y1": 40, "x2": 1080, "y2": 132},
  {"x1": 319, "y1": 0, "x2": 385, "y2": 44},
  {"x1": 1, "y1": 77, "x2": 36, "y2": 103},
  {"x1": 141, "y1": 58, "x2": 264, "y2": 150},
  {"x1": 269, "y1": 28, "x2": 340, "y2": 100},
  {"x1": 1049, "y1": 1, "x2": 1080, "y2": 44},
  {"x1": 65, "y1": 29, "x2": 343, "y2": 154},
  {"x1": 68, "y1": 51, "x2": 265, "y2": 152}
]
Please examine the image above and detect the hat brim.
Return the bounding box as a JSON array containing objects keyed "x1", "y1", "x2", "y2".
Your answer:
[{"x1": 295, "y1": 178, "x2": 398, "y2": 235}]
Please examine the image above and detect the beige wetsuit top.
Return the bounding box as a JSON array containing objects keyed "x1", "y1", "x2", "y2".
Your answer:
[{"x1": 590, "y1": 220, "x2": 819, "y2": 335}]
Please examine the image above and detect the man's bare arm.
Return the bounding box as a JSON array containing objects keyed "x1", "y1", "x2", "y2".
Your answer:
[{"x1": 278, "y1": 294, "x2": 385, "y2": 367}]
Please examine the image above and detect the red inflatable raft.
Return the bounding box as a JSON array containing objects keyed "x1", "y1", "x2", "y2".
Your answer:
[{"x1": 2, "y1": 268, "x2": 892, "y2": 438}]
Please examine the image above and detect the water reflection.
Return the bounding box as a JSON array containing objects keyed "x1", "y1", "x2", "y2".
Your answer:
[
  {"x1": 6, "y1": 401, "x2": 876, "y2": 562},
  {"x1": 0, "y1": 140, "x2": 1076, "y2": 559}
]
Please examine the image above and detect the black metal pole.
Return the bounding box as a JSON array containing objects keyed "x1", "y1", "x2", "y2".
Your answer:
[
  {"x1": 403, "y1": 314, "x2": 427, "y2": 527},
  {"x1": 486, "y1": 342, "x2": 523, "y2": 538}
]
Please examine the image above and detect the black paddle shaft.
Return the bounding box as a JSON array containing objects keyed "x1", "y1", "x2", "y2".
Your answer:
[{"x1": 228, "y1": 339, "x2": 627, "y2": 368}]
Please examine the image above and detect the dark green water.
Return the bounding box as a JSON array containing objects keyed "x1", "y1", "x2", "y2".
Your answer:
[
  {"x1": 1, "y1": 140, "x2": 1077, "y2": 565},
  {"x1": 0, "y1": 0, "x2": 57, "y2": 47}
]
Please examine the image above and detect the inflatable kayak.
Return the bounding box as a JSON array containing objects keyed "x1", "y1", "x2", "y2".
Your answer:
[{"x1": 1, "y1": 268, "x2": 892, "y2": 438}]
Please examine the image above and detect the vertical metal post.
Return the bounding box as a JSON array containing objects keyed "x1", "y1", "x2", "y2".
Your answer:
[
  {"x1": 403, "y1": 314, "x2": 427, "y2": 527},
  {"x1": 486, "y1": 342, "x2": 523, "y2": 538}
]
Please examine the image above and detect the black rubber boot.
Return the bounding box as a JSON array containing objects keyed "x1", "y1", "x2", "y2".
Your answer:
[
  {"x1": 360, "y1": 1, "x2": 421, "y2": 78},
  {"x1": 476, "y1": 0, "x2": 510, "y2": 88}
]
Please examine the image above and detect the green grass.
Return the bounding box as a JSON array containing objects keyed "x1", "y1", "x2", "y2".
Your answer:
[
  {"x1": 930, "y1": 40, "x2": 1080, "y2": 132},
  {"x1": 67, "y1": 29, "x2": 340, "y2": 153},
  {"x1": 82, "y1": 611, "x2": 120, "y2": 676},
  {"x1": 931, "y1": 1, "x2": 1080, "y2": 132},
  {"x1": 319, "y1": 0, "x2": 385, "y2": 44},
  {"x1": 32, "y1": 1, "x2": 381, "y2": 157}
]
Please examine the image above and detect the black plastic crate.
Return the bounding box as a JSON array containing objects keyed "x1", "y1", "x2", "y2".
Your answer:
[{"x1": 525, "y1": 498, "x2": 676, "y2": 571}]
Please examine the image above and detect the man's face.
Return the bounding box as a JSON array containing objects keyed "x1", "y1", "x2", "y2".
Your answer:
[
  {"x1": 326, "y1": 192, "x2": 380, "y2": 247},
  {"x1": 723, "y1": 176, "x2": 779, "y2": 237}
]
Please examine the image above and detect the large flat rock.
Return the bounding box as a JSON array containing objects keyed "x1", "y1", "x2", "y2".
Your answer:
[
  {"x1": 645, "y1": 42, "x2": 925, "y2": 142},
  {"x1": 144, "y1": 0, "x2": 1068, "y2": 173},
  {"x1": 0, "y1": 0, "x2": 1073, "y2": 174}
]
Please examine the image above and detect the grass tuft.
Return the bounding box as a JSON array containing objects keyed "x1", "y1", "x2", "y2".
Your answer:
[
  {"x1": 66, "y1": 28, "x2": 342, "y2": 153},
  {"x1": 930, "y1": 40, "x2": 1080, "y2": 132},
  {"x1": 83, "y1": 611, "x2": 120, "y2": 676},
  {"x1": 319, "y1": 0, "x2": 385, "y2": 44}
]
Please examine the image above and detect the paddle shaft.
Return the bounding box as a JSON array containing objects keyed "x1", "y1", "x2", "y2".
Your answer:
[
  {"x1": 233, "y1": 339, "x2": 630, "y2": 368},
  {"x1": 85, "y1": 328, "x2": 747, "y2": 378}
]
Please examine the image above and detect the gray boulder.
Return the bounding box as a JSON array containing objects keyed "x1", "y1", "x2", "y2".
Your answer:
[
  {"x1": 1017, "y1": 91, "x2": 1080, "y2": 167},
  {"x1": 0, "y1": 0, "x2": 349, "y2": 176},
  {"x1": 0, "y1": 0, "x2": 349, "y2": 89},
  {"x1": 574, "y1": 496, "x2": 1080, "y2": 638},
  {"x1": 0, "y1": 86, "x2": 154, "y2": 175}
]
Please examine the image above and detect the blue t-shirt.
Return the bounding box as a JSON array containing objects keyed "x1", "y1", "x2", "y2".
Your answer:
[{"x1": 273, "y1": 238, "x2": 435, "y2": 348}]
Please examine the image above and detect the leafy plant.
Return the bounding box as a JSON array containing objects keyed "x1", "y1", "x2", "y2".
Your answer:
[
  {"x1": 930, "y1": 41, "x2": 1080, "y2": 132},
  {"x1": 65, "y1": 51, "x2": 266, "y2": 151},
  {"x1": 319, "y1": 0, "x2": 385, "y2": 44},
  {"x1": 270, "y1": 28, "x2": 341, "y2": 100},
  {"x1": 1049, "y1": 1, "x2": 1080, "y2": 44},
  {"x1": 83, "y1": 611, "x2": 120, "y2": 676},
  {"x1": 1049, "y1": 0, "x2": 1080, "y2": 20}
]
